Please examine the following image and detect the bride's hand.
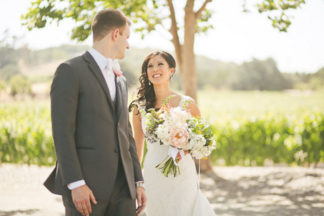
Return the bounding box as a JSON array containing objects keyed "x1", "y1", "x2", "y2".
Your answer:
[{"x1": 176, "y1": 150, "x2": 189, "y2": 161}]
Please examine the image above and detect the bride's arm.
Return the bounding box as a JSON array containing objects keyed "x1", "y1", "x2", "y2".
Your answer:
[
  {"x1": 132, "y1": 106, "x2": 145, "y2": 164},
  {"x1": 186, "y1": 97, "x2": 201, "y2": 118}
]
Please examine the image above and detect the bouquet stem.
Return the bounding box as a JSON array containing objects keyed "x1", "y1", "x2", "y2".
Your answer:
[{"x1": 156, "y1": 156, "x2": 180, "y2": 177}]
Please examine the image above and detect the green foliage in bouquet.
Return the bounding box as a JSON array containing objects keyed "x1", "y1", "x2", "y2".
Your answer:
[
  {"x1": 188, "y1": 118, "x2": 215, "y2": 149},
  {"x1": 144, "y1": 109, "x2": 164, "y2": 137}
]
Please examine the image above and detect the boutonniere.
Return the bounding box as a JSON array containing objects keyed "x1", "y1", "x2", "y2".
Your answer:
[{"x1": 112, "y1": 59, "x2": 123, "y2": 77}]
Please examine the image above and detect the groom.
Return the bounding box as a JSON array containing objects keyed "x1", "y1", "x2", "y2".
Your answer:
[{"x1": 44, "y1": 9, "x2": 146, "y2": 216}]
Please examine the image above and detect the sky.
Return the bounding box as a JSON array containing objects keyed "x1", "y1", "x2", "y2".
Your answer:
[{"x1": 1, "y1": 0, "x2": 324, "y2": 73}]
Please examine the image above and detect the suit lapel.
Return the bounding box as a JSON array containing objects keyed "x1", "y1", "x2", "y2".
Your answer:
[
  {"x1": 83, "y1": 52, "x2": 115, "y2": 112},
  {"x1": 115, "y1": 77, "x2": 123, "y2": 122}
]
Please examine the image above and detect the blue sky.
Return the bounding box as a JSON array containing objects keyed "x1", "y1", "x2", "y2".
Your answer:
[{"x1": 1, "y1": 0, "x2": 324, "y2": 73}]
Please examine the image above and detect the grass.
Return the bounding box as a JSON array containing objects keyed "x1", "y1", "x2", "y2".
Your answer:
[{"x1": 198, "y1": 89, "x2": 324, "y2": 125}]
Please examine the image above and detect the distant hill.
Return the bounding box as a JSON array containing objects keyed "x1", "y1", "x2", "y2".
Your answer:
[{"x1": 1, "y1": 44, "x2": 323, "y2": 91}]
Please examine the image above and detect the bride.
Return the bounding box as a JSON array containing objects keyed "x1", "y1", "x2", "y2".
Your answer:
[{"x1": 129, "y1": 51, "x2": 216, "y2": 216}]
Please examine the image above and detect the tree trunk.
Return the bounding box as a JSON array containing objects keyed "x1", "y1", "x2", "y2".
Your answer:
[
  {"x1": 182, "y1": 1, "x2": 213, "y2": 172},
  {"x1": 182, "y1": 0, "x2": 197, "y2": 101},
  {"x1": 181, "y1": 44, "x2": 197, "y2": 100}
]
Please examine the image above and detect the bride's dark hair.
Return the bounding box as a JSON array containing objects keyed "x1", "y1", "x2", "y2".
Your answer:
[{"x1": 129, "y1": 51, "x2": 176, "y2": 113}]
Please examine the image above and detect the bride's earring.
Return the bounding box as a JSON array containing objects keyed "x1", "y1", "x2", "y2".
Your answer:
[{"x1": 170, "y1": 70, "x2": 175, "y2": 79}]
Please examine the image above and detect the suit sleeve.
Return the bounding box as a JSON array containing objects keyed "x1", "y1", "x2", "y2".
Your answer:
[
  {"x1": 50, "y1": 63, "x2": 83, "y2": 186},
  {"x1": 125, "y1": 79, "x2": 144, "y2": 182},
  {"x1": 128, "y1": 119, "x2": 144, "y2": 182}
]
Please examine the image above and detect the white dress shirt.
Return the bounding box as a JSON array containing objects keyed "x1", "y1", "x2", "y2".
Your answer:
[{"x1": 88, "y1": 48, "x2": 116, "y2": 101}]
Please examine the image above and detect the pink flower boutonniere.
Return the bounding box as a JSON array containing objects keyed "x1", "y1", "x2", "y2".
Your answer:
[
  {"x1": 113, "y1": 69, "x2": 123, "y2": 77},
  {"x1": 112, "y1": 59, "x2": 123, "y2": 77}
]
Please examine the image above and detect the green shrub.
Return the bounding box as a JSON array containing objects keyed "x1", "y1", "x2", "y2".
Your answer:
[
  {"x1": 9, "y1": 75, "x2": 32, "y2": 96},
  {"x1": 212, "y1": 112, "x2": 324, "y2": 166},
  {"x1": 0, "y1": 79, "x2": 6, "y2": 93},
  {"x1": 0, "y1": 103, "x2": 55, "y2": 165},
  {"x1": 0, "y1": 64, "x2": 20, "y2": 81}
]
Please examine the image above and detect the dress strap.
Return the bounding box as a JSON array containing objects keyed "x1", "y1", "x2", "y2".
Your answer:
[
  {"x1": 134, "y1": 101, "x2": 146, "y2": 117},
  {"x1": 180, "y1": 96, "x2": 184, "y2": 106},
  {"x1": 179, "y1": 95, "x2": 191, "y2": 108}
]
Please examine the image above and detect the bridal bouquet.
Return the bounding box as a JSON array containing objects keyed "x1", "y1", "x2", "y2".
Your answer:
[{"x1": 142, "y1": 96, "x2": 216, "y2": 177}]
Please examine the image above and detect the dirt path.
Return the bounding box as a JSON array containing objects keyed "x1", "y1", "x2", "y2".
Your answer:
[
  {"x1": 203, "y1": 167, "x2": 324, "y2": 216},
  {"x1": 1, "y1": 164, "x2": 323, "y2": 216}
]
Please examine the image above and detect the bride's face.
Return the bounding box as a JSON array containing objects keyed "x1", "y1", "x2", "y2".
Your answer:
[{"x1": 147, "y1": 55, "x2": 175, "y2": 86}]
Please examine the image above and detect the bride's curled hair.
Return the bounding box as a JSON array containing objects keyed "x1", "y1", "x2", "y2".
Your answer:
[{"x1": 129, "y1": 51, "x2": 176, "y2": 113}]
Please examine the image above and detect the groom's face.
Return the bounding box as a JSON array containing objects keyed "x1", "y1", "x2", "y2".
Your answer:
[{"x1": 114, "y1": 24, "x2": 130, "y2": 59}]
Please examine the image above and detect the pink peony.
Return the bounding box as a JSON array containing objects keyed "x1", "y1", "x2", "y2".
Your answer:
[{"x1": 170, "y1": 126, "x2": 189, "y2": 149}]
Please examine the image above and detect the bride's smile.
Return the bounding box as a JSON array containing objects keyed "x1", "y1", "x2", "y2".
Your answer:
[{"x1": 152, "y1": 73, "x2": 162, "y2": 78}]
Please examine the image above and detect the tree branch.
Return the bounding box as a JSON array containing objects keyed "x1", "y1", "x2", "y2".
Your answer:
[
  {"x1": 167, "y1": 0, "x2": 182, "y2": 66},
  {"x1": 195, "y1": 0, "x2": 212, "y2": 19}
]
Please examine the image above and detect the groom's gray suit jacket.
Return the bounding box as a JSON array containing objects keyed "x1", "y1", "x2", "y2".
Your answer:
[{"x1": 44, "y1": 51, "x2": 143, "y2": 201}]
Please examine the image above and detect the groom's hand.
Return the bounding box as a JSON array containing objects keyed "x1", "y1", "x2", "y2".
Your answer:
[
  {"x1": 71, "y1": 185, "x2": 97, "y2": 216},
  {"x1": 136, "y1": 187, "x2": 146, "y2": 215}
]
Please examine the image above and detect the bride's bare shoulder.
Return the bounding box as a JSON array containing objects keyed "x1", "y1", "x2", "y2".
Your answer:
[
  {"x1": 182, "y1": 95, "x2": 200, "y2": 117},
  {"x1": 131, "y1": 103, "x2": 145, "y2": 123},
  {"x1": 167, "y1": 92, "x2": 182, "y2": 106}
]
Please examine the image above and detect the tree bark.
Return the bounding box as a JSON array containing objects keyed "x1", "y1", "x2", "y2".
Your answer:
[
  {"x1": 182, "y1": 0, "x2": 197, "y2": 101},
  {"x1": 183, "y1": 0, "x2": 213, "y2": 172}
]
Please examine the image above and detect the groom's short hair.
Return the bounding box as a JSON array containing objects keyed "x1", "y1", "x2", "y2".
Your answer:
[{"x1": 92, "y1": 9, "x2": 131, "y2": 41}]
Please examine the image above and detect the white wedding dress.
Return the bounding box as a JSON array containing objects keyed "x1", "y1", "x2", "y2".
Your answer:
[{"x1": 140, "y1": 96, "x2": 216, "y2": 216}]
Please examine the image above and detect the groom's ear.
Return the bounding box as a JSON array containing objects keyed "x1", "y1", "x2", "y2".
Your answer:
[{"x1": 111, "y1": 28, "x2": 120, "y2": 41}]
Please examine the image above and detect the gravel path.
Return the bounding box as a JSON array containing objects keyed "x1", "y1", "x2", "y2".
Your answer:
[{"x1": 1, "y1": 164, "x2": 324, "y2": 216}]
